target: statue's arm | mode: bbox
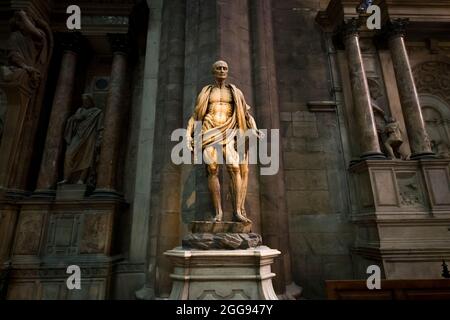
[20,11,45,41]
[245,104,265,139]
[186,116,195,151]
[8,51,28,69]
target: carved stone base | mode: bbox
[164,246,280,300]
[4,198,127,299]
[182,233,262,250]
[56,184,87,200]
[350,159,450,279]
[190,221,252,233]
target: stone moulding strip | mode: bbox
[164,248,281,259]
[307,100,337,112]
[169,274,276,281]
[352,247,450,260]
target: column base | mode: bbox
[90,188,123,199]
[164,246,280,300]
[31,189,56,199]
[350,152,386,166]
[410,152,437,160]
[360,151,386,160]
[4,188,30,200]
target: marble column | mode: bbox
[387,19,434,159]
[250,0,298,297]
[92,34,129,198]
[343,18,384,160]
[34,33,82,196]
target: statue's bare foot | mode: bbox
[213,212,223,222]
[57,179,67,185]
[234,212,252,224]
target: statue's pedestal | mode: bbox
[164,246,280,300]
[56,184,87,200]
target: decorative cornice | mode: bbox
[307,101,338,112]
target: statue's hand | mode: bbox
[186,136,194,152]
[24,65,40,76]
[251,129,265,139]
[258,130,265,139]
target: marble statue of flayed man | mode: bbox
[185,60,263,224]
[59,94,103,185]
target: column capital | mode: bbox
[59,31,84,54]
[386,18,409,40]
[341,18,362,38]
[107,33,130,55]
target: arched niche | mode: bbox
[413,59,450,158]
[419,94,450,158]
[413,59,450,105]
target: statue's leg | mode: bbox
[384,140,396,159]
[225,144,250,223]
[77,168,89,184]
[204,146,223,222]
[239,152,250,219]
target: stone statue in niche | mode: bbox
[383,117,408,159]
[59,94,103,186]
[0,10,49,89]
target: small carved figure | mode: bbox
[59,94,103,185]
[383,117,409,160]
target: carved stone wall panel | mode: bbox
[378,223,450,248]
[8,277,108,299]
[80,212,111,254]
[395,172,426,208]
[0,207,18,262]
[45,213,81,256]
[6,282,35,300]
[40,282,63,300]
[13,211,46,255]
[423,167,450,207]
[356,171,374,210]
[65,280,106,300]
[371,170,398,207]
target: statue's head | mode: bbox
[386,116,397,123]
[212,60,228,81]
[9,10,28,33]
[82,94,95,109]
